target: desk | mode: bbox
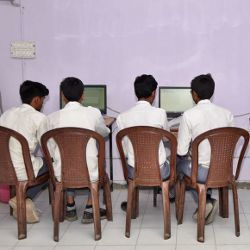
[104,116,116,191]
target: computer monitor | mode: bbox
[60,84,107,114]
[159,86,194,119]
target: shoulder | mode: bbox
[117,106,135,118]
[46,109,60,119]
[213,103,232,114]
[29,109,46,125]
[151,106,166,115]
[86,106,102,116]
[1,107,18,116]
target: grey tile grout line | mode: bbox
[135,189,150,246]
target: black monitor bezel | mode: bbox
[60,84,107,114]
[158,86,192,119]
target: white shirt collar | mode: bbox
[136,100,151,106]
[63,101,82,109]
[21,103,36,111]
[197,99,211,105]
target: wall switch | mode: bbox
[10,41,36,58]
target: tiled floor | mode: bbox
[0,188,250,249]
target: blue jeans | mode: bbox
[26,159,48,199]
[177,157,212,203]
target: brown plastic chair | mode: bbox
[116,126,177,239]
[176,127,249,242]
[0,126,49,239]
[41,127,113,241]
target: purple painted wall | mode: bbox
[1,0,250,181]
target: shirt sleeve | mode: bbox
[177,113,192,156]
[228,112,234,126]
[95,114,110,137]
[162,112,169,131]
[116,115,123,131]
[37,116,49,145]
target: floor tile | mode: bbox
[0,214,33,231]
[213,213,248,227]
[54,246,95,250]
[13,247,54,250]
[97,228,139,245]
[214,226,250,244]
[137,228,177,245]
[57,225,98,246]
[0,229,19,246]
[96,246,135,250]
[176,223,215,245]
[136,245,175,250]
[240,201,250,213]
[217,245,250,250]
[176,245,216,250]
[15,228,57,247]
[105,212,143,229]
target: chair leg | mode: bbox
[103,177,113,221]
[132,187,139,219]
[9,185,15,216]
[219,187,229,218]
[153,187,158,207]
[90,183,101,241]
[48,180,54,205]
[175,179,180,221]
[197,184,206,243]
[231,183,240,237]
[53,184,62,242]
[162,181,171,239]
[177,179,186,224]
[16,182,28,240]
[126,180,134,238]
[59,190,65,222]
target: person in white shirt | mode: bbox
[0,80,49,223]
[177,74,234,224]
[116,74,171,211]
[44,77,110,223]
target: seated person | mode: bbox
[116,74,173,211]
[177,74,234,224]
[44,77,110,223]
[0,80,49,223]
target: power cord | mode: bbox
[234,112,250,118]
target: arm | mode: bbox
[229,112,234,126]
[177,113,192,156]
[95,115,110,137]
[162,112,170,131]
[37,116,48,145]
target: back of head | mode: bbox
[60,77,84,102]
[191,74,215,100]
[134,74,158,99]
[20,80,49,104]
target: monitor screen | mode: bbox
[60,85,107,114]
[159,87,194,119]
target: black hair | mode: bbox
[191,74,215,100]
[134,74,158,99]
[60,77,84,102]
[19,80,49,104]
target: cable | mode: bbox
[107,106,120,114]
[111,125,118,134]
[234,112,250,118]
[11,0,21,7]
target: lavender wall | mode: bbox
[1,0,250,181]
